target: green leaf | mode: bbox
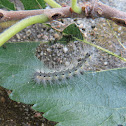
[0,0,15,10]
[59,23,83,44]
[19,0,46,10]
[46,23,83,44]
[0,42,126,126]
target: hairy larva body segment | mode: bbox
[33,53,90,85]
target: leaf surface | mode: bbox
[19,0,46,10]
[0,0,15,10]
[59,23,83,44]
[0,42,126,126]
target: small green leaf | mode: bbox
[0,42,126,126]
[46,23,83,44]
[59,23,83,44]
[20,0,46,10]
[0,0,15,10]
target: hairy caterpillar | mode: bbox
[33,53,90,85]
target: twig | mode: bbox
[0,7,72,22]
[0,1,126,27]
[90,0,126,27]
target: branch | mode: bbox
[0,7,72,22]
[90,0,126,27]
[0,0,126,27]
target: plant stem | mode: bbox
[0,14,48,47]
[44,0,61,8]
[75,38,126,62]
[71,0,82,14]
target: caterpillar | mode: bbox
[33,53,90,85]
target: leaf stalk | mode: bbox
[0,14,48,47]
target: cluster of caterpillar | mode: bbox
[35,41,86,70]
[33,53,90,85]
